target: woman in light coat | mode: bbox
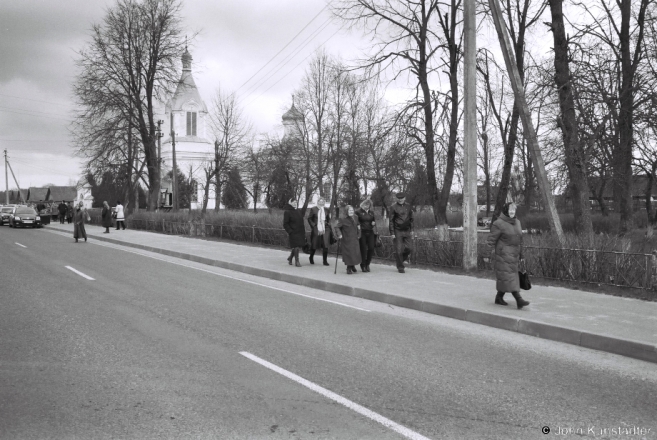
[486,202,529,309]
[114,200,125,230]
[307,197,333,266]
[334,205,362,274]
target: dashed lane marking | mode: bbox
[65,266,95,280]
[240,351,432,440]
[15,242,26,248]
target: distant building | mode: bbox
[27,187,49,204]
[75,181,94,209]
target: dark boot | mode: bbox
[360,264,365,272]
[322,249,330,266]
[494,291,508,306]
[287,250,294,265]
[365,265,371,272]
[347,266,353,274]
[309,249,315,265]
[294,248,302,267]
[512,292,529,309]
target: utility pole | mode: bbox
[156,119,163,209]
[171,128,178,211]
[6,156,24,203]
[463,0,478,271]
[488,0,564,244]
[4,149,8,205]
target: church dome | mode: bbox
[282,103,303,121]
[166,49,207,113]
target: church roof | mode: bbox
[282,103,303,121]
[166,49,208,113]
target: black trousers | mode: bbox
[359,230,375,267]
[394,230,412,269]
[116,220,125,230]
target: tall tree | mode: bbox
[332,0,457,236]
[222,166,247,209]
[547,0,593,237]
[73,0,187,211]
[208,88,252,212]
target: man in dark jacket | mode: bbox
[57,201,67,224]
[389,192,414,273]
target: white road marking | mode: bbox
[43,230,369,312]
[65,266,95,280]
[15,242,26,248]
[240,352,432,440]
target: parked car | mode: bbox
[0,205,17,226]
[9,207,42,228]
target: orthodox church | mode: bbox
[159,47,214,209]
[157,47,307,210]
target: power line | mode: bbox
[236,5,329,93]
[243,25,343,109]
[0,108,71,122]
[0,93,69,106]
[239,16,335,104]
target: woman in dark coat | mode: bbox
[307,197,333,266]
[66,202,74,224]
[101,201,112,233]
[73,202,89,243]
[486,202,529,309]
[283,198,306,267]
[355,198,377,273]
[334,205,362,274]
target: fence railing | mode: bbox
[115,218,656,291]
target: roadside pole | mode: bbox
[488,0,565,244]
[172,129,178,211]
[4,149,8,205]
[463,0,478,271]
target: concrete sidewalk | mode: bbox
[46,222,657,363]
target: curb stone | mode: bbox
[47,226,657,364]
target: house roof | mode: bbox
[9,189,27,203]
[27,187,48,202]
[588,175,657,198]
[48,186,77,202]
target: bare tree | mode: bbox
[332,0,460,236]
[570,0,655,233]
[208,87,252,212]
[73,0,187,210]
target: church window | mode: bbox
[186,112,197,136]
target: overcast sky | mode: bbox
[0,0,553,191]
[0,0,368,189]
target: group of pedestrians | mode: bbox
[283,192,414,275]
[68,200,126,243]
[56,201,75,224]
[283,193,530,310]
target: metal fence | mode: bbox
[112,217,656,291]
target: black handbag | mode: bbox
[519,260,531,290]
[374,234,382,248]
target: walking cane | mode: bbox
[334,239,341,274]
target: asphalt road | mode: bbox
[1,225,656,440]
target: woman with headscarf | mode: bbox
[486,202,529,309]
[101,201,112,233]
[307,197,333,266]
[283,197,306,267]
[333,205,362,274]
[73,202,90,243]
[355,198,377,272]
